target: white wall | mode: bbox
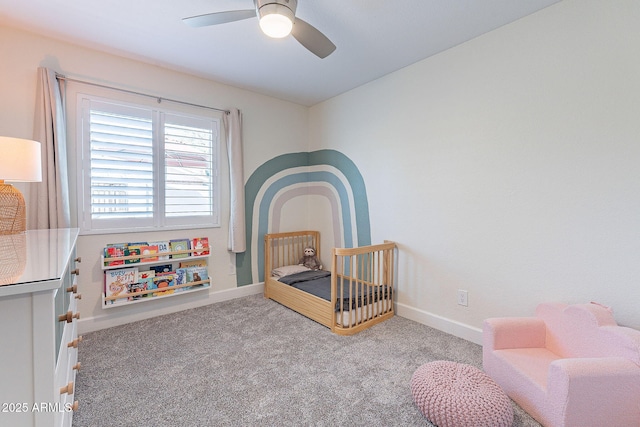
[309,0,640,343]
[0,25,309,333]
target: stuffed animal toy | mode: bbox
[299,246,323,270]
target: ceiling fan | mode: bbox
[183,0,336,58]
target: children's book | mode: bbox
[128,282,148,300]
[149,241,170,260]
[105,267,138,304]
[140,245,159,263]
[179,259,208,268]
[124,245,141,264]
[186,266,208,284]
[152,273,176,296]
[104,244,126,266]
[191,237,210,256]
[175,268,187,285]
[138,270,155,280]
[174,268,187,293]
[137,270,155,296]
[150,264,173,274]
[169,239,190,259]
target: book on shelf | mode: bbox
[186,266,208,284]
[149,241,170,260]
[124,245,141,264]
[179,259,208,268]
[191,237,210,256]
[175,268,187,285]
[104,267,138,304]
[150,264,173,274]
[169,238,190,259]
[128,282,148,300]
[104,244,126,266]
[137,270,155,295]
[174,268,188,293]
[152,273,176,296]
[124,242,148,264]
[140,244,159,262]
[138,270,155,280]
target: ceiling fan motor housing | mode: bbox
[255,0,297,20]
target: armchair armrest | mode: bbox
[547,357,640,426]
[483,317,546,350]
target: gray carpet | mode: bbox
[73,294,541,426]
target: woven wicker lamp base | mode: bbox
[0,233,27,285]
[0,181,27,235]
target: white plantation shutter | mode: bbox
[163,114,215,219]
[89,107,154,220]
[78,96,219,234]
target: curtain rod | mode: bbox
[55,73,230,114]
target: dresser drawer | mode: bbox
[55,292,80,427]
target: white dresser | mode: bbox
[0,228,81,427]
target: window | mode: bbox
[78,96,220,234]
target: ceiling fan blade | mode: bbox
[183,9,256,28]
[291,18,336,59]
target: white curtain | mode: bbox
[223,108,246,253]
[26,67,70,230]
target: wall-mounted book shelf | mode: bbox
[101,237,211,309]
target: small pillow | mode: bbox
[271,264,311,278]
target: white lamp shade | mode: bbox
[258,3,294,38]
[0,137,42,182]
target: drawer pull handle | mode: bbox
[71,268,80,276]
[74,257,82,263]
[60,382,74,395]
[66,285,78,293]
[73,362,81,371]
[67,336,83,348]
[75,293,82,300]
[58,311,80,323]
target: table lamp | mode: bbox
[0,137,42,235]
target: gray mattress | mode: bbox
[278,269,392,311]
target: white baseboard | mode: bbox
[78,283,264,335]
[79,285,484,345]
[396,302,483,345]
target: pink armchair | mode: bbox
[483,302,640,427]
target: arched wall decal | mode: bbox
[270,186,342,243]
[260,185,343,282]
[256,171,352,282]
[236,149,370,285]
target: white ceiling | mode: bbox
[0,0,561,106]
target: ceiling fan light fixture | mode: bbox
[258,3,294,38]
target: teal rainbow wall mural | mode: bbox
[236,149,371,285]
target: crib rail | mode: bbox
[264,231,320,276]
[332,241,396,334]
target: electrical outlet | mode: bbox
[457,290,468,307]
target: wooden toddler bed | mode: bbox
[264,231,396,335]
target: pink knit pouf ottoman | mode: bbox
[411,361,513,427]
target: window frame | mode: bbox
[77,94,221,235]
